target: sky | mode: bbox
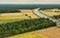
[0,0,60,4]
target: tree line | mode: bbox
[0,18,56,38]
[0,9,20,13]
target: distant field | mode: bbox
[40,10,60,16]
[21,10,39,18]
[0,10,39,24]
[8,31,47,38]
[0,13,29,24]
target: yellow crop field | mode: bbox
[0,13,29,24]
[40,10,60,16]
[0,13,29,20]
[37,27,60,38]
[21,10,39,18]
[0,10,39,24]
[8,31,47,38]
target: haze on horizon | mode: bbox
[0,0,60,4]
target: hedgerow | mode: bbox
[0,18,56,38]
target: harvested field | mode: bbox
[36,27,60,38]
[21,10,39,18]
[0,13,29,20]
[40,10,60,16]
[0,13,29,24]
[8,31,47,38]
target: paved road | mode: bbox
[33,8,60,25]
